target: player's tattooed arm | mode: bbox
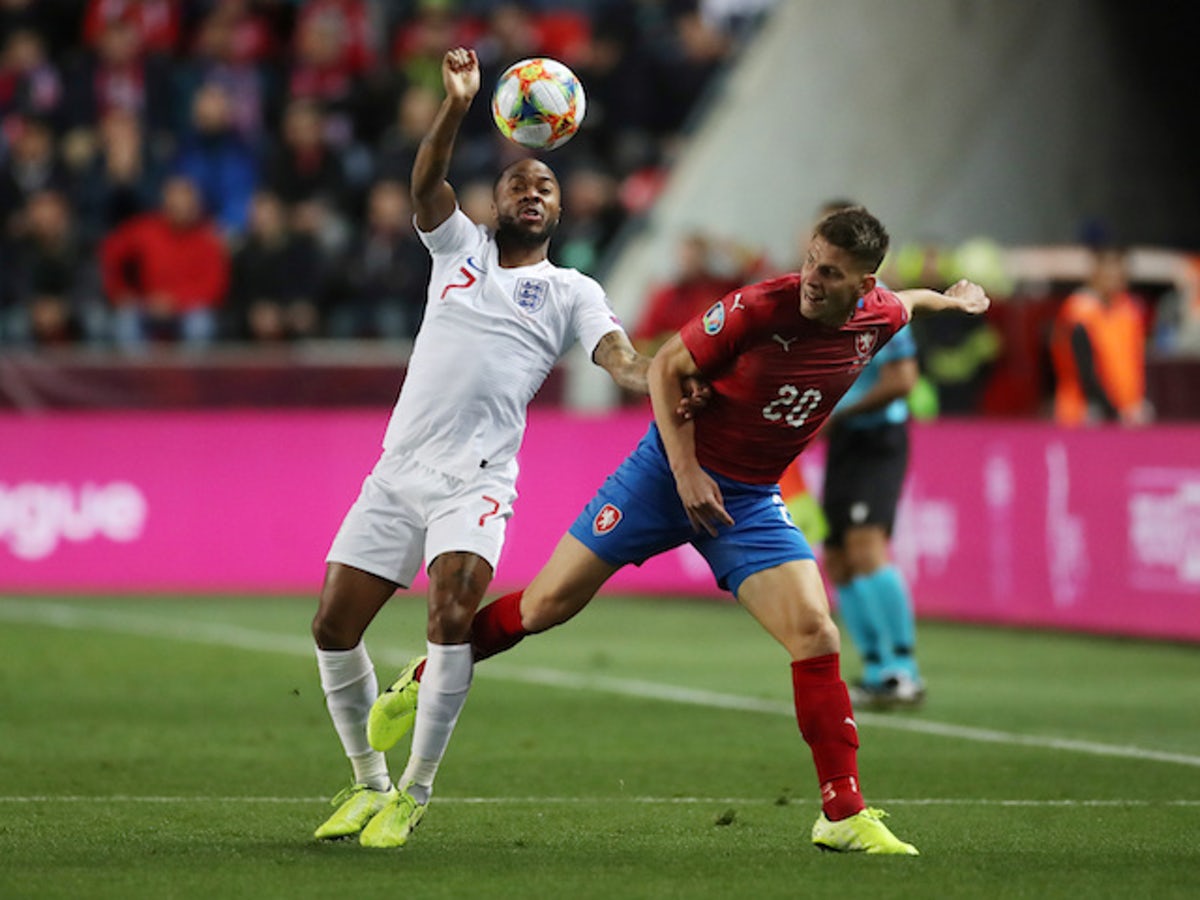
[593,330,712,415]
[897,279,990,318]
[593,329,650,394]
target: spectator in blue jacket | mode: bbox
[171,81,259,236]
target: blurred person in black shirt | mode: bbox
[327,178,427,340]
[1,188,102,345]
[264,98,350,220]
[0,114,69,239]
[63,107,164,245]
[227,188,326,342]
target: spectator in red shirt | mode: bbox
[83,0,180,56]
[101,173,228,348]
[293,0,375,78]
[289,0,378,153]
[632,231,757,355]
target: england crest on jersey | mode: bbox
[514,278,549,313]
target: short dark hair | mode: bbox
[813,206,889,273]
[817,198,858,217]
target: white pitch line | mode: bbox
[0,795,1197,807]
[2,598,1199,769]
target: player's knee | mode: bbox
[809,611,840,643]
[311,608,363,650]
[427,601,476,643]
[786,611,840,658]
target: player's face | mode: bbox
[494,159,561,247]
[799,236,876,325]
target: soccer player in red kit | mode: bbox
[370,206,990,854]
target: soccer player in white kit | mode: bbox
[310,48,670,847]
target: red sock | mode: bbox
[410,591,528,684]
[470,590,528,662]
[791,653,865,821]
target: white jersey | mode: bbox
[382,208,623,480]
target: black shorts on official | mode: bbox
[821,421,909,548]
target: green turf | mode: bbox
[0,595,1197,899]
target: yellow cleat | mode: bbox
[359,788,427,849]
[314,783,396,840]
[811,807,919,855]
[367,656,424,752]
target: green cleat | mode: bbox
[359,788,427,849]
[811,807,919,855]
[367,655,424,752]
[314,783,396,840]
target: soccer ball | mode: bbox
[492,58,586,151]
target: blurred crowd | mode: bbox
[5,0,1195,423]
[0,0,765,348]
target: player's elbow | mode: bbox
[649,337,693,383]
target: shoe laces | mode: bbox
[329,783,369,807]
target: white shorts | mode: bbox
[326,449,517,588]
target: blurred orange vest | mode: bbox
[1050,290,1145,425]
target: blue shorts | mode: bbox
[567,425,814,596]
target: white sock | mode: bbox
[400,641,473,803]
[316,643,391,793]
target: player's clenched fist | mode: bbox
[442,47,480,102]
[945,279,990,315]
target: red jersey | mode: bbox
[680,274,909,484]
[100,213,229,312]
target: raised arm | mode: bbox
[896,278,990,318]
[411,48,480,232]
[648,334,733,536]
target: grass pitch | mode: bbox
[0,594,1197,899]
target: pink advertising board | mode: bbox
[1,411,1197,641]
[0,409,707,597]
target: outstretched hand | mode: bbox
[443,47,480,103]
[946,279,991,315]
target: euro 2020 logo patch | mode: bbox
[702,300,725,335]
[514,277,549,313]
[592,503,622,536]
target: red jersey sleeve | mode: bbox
[676,277,911,485]
[680,280,780,378]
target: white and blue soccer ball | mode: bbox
[492,57,587,151]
